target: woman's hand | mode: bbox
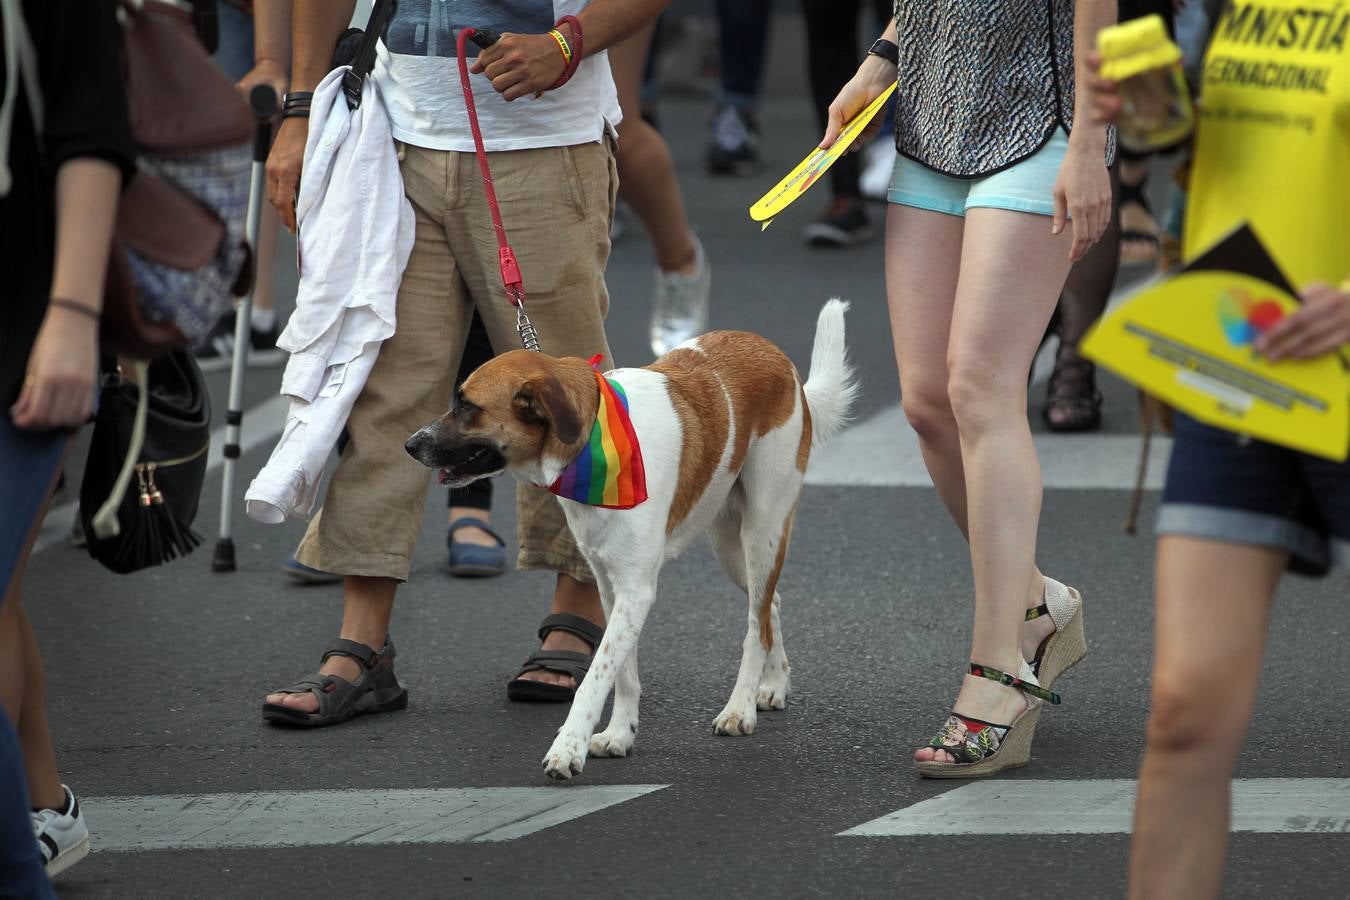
[1256,282,1350,362]
[10,304,100,431]
[266,116,308,233]
[819,55,895,152]
[472,31,569,101]
[237,57,289,106]
[1052,142,1112,262]
[1084,50,1123,126]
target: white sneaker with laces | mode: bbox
[32,784,90,879]
[859,138,898,202]
[649,236,712,357]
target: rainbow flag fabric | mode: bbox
[548,371,648,509]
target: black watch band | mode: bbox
[867,38,899,66]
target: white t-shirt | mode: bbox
[371,0,620,153]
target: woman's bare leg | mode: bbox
[0,450,69,811]
[1129,537,1284,900]
[915,208,1073,759]
[887,203,968,529]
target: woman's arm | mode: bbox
[818,17,899,151]
[1069,0,1114,153]
[1051,0,1116,262]
[239,0,293,101]
[11,159,121,430]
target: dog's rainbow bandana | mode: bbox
[549,370,648,509]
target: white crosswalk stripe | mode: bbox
[807,405,1172,491]
[838,779,1350,837]
[84,785,667,852]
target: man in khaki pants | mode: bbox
[262,0,669,725]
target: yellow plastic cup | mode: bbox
[1097,14,1194,153]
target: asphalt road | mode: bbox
[24,12,1350,900]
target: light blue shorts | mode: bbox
[887,131,1069,218]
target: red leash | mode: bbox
[454,21,583,352]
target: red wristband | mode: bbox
[548,15,583,90]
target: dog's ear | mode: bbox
[514,376,584,445]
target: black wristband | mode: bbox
[282,91,313,106]
[867,38,899,66]
[281,107,310,119]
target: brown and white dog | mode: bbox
[406,300,857,779]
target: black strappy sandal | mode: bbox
[262,637,408,728]
[1118,175,1161,265]
[916,662,1060,780]
[507,613,604,703]
[1043,346,1103,433]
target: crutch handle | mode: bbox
[249,85,278,163]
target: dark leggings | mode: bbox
[1058,162,1122,351]
[716,0,772,109]
[802,0,893,198]
[447,311,493,512]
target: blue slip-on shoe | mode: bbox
[281,555,342,584]
[447,516,506,578]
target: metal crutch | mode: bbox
[213,84,278,573]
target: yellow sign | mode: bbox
[749,82,897,229]
[1082,256,1349,461]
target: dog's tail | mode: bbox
[802,298,859,447]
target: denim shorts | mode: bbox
[887,130,1069,218]
[0,414,68,594]
[1158,413,1350,576]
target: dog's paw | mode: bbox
[711,707,757,736]
[542,735,588,781]
[756,667,791,711]
[756,684,789,711]
[588,724,637,758]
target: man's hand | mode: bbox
[1256,282,1350,362]
[266,116,308,233]
[471,32,569,101]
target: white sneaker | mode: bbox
[649,236,712,357]
[32,785,90,879]
[859,139,897,202]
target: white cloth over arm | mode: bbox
[245,68,414,524]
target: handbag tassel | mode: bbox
[111,462,203,570]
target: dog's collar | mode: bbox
[547,368,648,509]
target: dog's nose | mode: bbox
[405,430,427,461]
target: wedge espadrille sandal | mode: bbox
[916,661,1061,780]
[1026,576,1086,688]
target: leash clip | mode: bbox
[516,305,541,353]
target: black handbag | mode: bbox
[80,350,211,574]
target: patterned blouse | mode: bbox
[893,0,1112,178]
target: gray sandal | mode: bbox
[262,637,408,727]
[507,613,604,703]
